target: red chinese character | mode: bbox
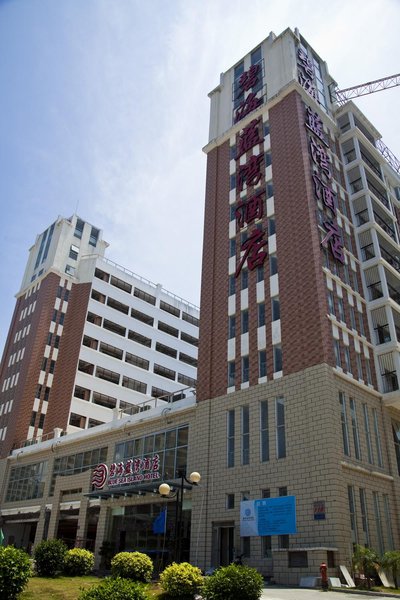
[234,92,262,123]
[235,191,264,229]
[238,64,260,93]
[116,462,125,476]
[143,457,152,471]
[235,229,268,277]
[124,459,133,475]
[312,174,336,213]
[297,48,314,78]
[236,119,263,160]
[310,137,332,180]
[133,458,143,473]
[152,454,160,471]
[237,154,263,191]
[321,220,345,264]
[305,107,327,145]
[298,71,318,101]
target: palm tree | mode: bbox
[381,551,400,589]
[352,544,379,589]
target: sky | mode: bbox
[0,0,399,354]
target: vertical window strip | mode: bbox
[383,494,394,550]
[241,406,250,465]
[350,398,362,460]
[392,421,400,476]
[227,410,235,468]
[348,485,358,544]
[372,408,383,468]
[260,400,269,462]
[359,488,370,547]
[275,396,286,459]
[339,392,350,456]
[363,404,374,464]
[372,491,384,556]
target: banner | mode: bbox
[152,509,167,534]
[240,496,296,537]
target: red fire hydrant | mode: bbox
[320,562,328,591]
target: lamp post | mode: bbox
[158,470,201,563]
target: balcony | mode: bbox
[374,211,397,241]
[361,243,375,262]
[374,324,391,345]
[381,370,399,393]
[367,178,390,211]
[360,146,382,181]
[367,281,384,301]
[380,246,400,274]
[388,282,400,305]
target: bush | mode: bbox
[111,551,153,583]
[202,564,263,600]
[78,576,148,600]
[0,546,31,600]
[159,562,203,599]
[381,550,400,588]
[34,538,68,577]
[64,548,95,576]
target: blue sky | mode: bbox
[1,0,399,354]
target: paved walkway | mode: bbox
[260,587,399,600]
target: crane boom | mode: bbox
[334,73,400,104]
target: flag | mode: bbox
[152,509,166,534]
[0,529,4,546]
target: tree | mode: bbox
[352,544,379,589]
[381,550,400,589]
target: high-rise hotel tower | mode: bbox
[192,27,400,582]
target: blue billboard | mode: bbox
[240,496,297,537]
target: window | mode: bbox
[96,366,120,385]
[78,360,94,375]
[179,352,197,368]
[125,352,149,370]
[228,316,236,339]
[177,373,196,387]
[228,361,235,388]
[276,396,286,459]
[181,332,198,346]
[94,268,109,282]
[49,360,56,374]
[82,335,98,350]
[356,353,363,380]
[91,289,106,303]
[241,269,248,290]
[156,342,177,358]
[372,408,383,467]
[158,321,179,338]
[122,376,146,394]
[182,312,199,327]
[229,238,236,258]
[87,312,102,326]
[59,312,65,326]
[272,297,280,321]
[260,400,269,462]
[109,275,131,294]
[74,218,84,239]
[289,551,308,568]
[89,226,99,247]
[69,245,79,260]
[93,392,117,409]
[264,150,272,167]
[365,358,372,385]
[242,356,249,384]
[339,392,350,456]
[74,386,90,401]
[241,536,251,558]
[131,308,154,326]
[264,121,270,137]
[269,254,278,275]
[229,275,235,296]
[107,297,129,315]
[241,310,249,334]
[363,404,374,464]
[327,292,335,315]
[151,386,170,399]
[227,410,235,467]
[160,300,180,317]
[241,405,250,464]
[266,181,274,199]
[383,494,394,550]
[348,485,358,543]
[65,264,75,276]
[38,414,45,429]
[350,398,361,459]
[258,303,265,327]
[359,488,370,546]
[392,421,400,475]
[273,345,282,372]
[230,173,236,191]
[259,350,267,378]
[256,265,264,282]
[69,413,86,428]
[226,493,235,509]
[134,288,156,305]
[30,411,37,427]
[154,363,176,381]
[333,340,341,368]
[344,346,351,373]
[373,491,384,555]
[338,298,345,322]
[99,342,123,360]
[103,319,126,337]
[128,330,151,347]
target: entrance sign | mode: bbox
[240,496,296,536]
[91,454,161,489]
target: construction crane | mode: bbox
[331,73,400,174]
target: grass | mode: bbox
[20,576,163,599]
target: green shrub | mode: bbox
[33,538,68,577]
[159,562,203,599]
[0,546,31,600]
[111,551,153,583]
[64,547,95,576]
[78,576,148,600]
[202,563,263,600]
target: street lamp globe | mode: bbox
[189,471,201,484]
[159,482,171,497]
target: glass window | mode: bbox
[228,361,235,388]
[241,405,250,465]
[373,491,384,555]
[359,488,370,547]
[259,350,267,378]
[229,238,236,257]
[226,493,235,509]
[373,408,383,467]
[228,316,236,339]
[363,404,374,464]
[339,392,350,456]
[241,269,248,290]
[227,410,235,467]
[260,400,269,462]
[348,485,358,544]
[257,265,264,282]
[272,298,280,321]
[269,254,278,275]
[276,397,286,459]
[273,345,282,372]
[229,275,235,296]
[242,356,249,384]
[241,310,249,334]
[350,398,361,460]
[258,303,265,327]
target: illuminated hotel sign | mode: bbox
[234,117,268,277]
[234,64,262,124]
[297,47,317,101]
[305,105,345,264]
[91,454,161,489]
